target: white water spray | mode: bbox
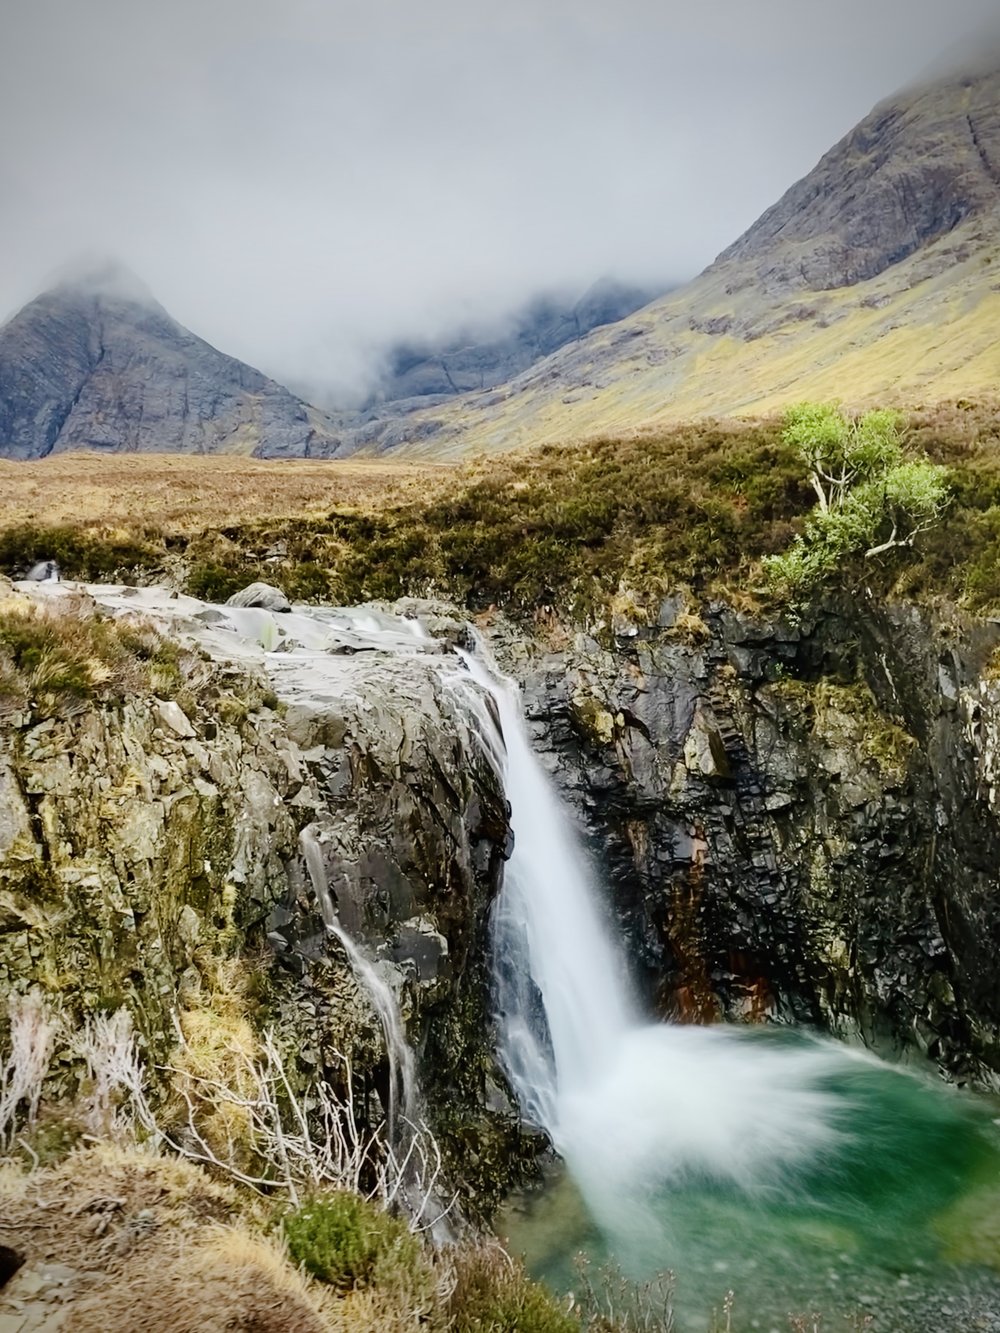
[460,650,855,1250]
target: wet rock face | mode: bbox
[0,594,511,1155]
[507,601,1000,1082]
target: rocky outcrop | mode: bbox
[0,265,346,460]
[499,596,1000,1085]
[717,66,1000,293]
[0,586,515,1204]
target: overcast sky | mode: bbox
[2,0,998,399]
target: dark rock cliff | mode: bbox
[504,597,1000,1085]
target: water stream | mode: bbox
[462,652,1000,1332]
[299,823,416,1139]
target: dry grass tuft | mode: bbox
[0,593,192,717]
[0,1144,326,1332]
[166,960,266,1175]
[67,1223,333,1333]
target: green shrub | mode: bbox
[0,524,158,580]
[186,561,254,604]
[764,403,949,595]
[281,1191,422,1292]
[447,1244,580,1333]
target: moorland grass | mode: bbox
[1,403,999,620]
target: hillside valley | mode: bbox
[365,63,1000,457]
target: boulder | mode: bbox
[226,582,292,613]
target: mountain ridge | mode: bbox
[363,63,1000,457]
[2,60,998,463]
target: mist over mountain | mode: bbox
[0,264,344,460]
[0,265,666,460]
[369,59,1000,457]
[357,278,666,407]
[3,0,998,401]
[3,31,1000,461]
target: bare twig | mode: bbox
[0,992,61,1149]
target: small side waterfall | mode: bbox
[299,824,416,1139]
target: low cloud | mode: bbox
[2,0,997,399]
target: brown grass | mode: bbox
[0,452,452,534]
[0,1145,333,1332]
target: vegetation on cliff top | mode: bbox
[0,590,187,717]
[0,401,997,622]
[764,403,949,594]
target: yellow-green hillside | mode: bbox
[375,65,1000,458]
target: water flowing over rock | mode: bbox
[495,597,1000,1085]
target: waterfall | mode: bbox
[459,650,859,1252]
[299,824,416,1139]
[459,653,634,1135]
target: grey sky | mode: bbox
[2,0,998,399]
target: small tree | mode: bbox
[765,403,948,593]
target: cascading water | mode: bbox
[460,649,1000,1330]
[462,654,845,1181]
[459,653,634,1135]
[299,823,416,1139]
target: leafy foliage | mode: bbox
[764,404,948,594]
[6,402,1000,616]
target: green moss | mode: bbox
[768,675,915,781]
[281,1191,423,1291]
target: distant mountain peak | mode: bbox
[0,269,346,461]
[43,255,160,308]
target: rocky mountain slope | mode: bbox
[0,265,347,460]
[353,277,662,413]
[372,63,1000,457]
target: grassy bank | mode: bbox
[1,402,998,621]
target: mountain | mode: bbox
[367,63,1000,457]
[0,264,346,460]
[366,278,664,404]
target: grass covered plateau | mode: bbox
[0,401,997,622]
